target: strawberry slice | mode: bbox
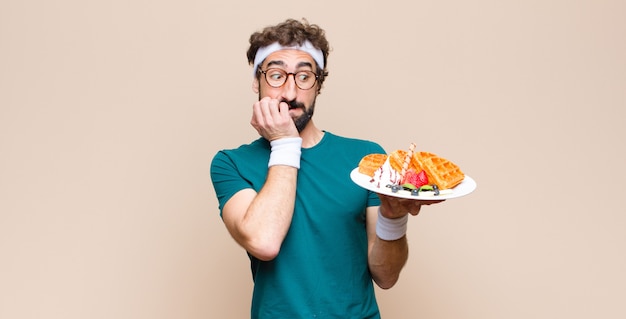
[401,169,429,188]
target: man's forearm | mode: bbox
[236,165,298,260]
[369,236,409,289]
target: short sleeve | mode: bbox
[210,150,253,214]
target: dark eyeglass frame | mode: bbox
[259,68,319,90]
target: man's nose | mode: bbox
[280,74,298,101]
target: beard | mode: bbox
[284,99,315,132]
[257,93,316,133]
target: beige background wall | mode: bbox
[1,0,624,318]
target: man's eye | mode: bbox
[268,72,285,80]
[297,73,311,81]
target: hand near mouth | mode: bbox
[282,99,305,111]
[251,97,300,141]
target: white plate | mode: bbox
[350,168,477,200]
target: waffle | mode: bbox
[388,149,419,175]
[358,153,387,177]
[413,151,465,189]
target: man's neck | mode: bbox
[299,121,324,148]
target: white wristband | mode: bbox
[376,208,408,241]
[268,137,303,169]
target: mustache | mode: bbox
[281,99,305,110]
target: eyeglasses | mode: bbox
[259,68,319,90]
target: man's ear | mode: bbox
[252,78,259,94]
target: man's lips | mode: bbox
[282,100,304,111]
[288,107,303,116]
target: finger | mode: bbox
[419,200,445,205]
[251,101,263,126]
[258,98,275,121]
[266,99,290,127]
[273,100,293,125]
[413,203,422,215]
[410,207,421,216]
[278,100,290,115]
[256,98,282,129]
[255,99,274,126]
[252,98,277,131]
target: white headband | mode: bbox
[252,40,324,76]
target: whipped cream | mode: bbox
[370,158,401,188]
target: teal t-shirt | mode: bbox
[210,132,385,319]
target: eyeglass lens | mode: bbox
[263,69,317,90]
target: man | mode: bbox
[210,18,440,318]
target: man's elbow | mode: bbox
[250,247,280,261]
[243,238,282,261]
[374,275,400,290]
